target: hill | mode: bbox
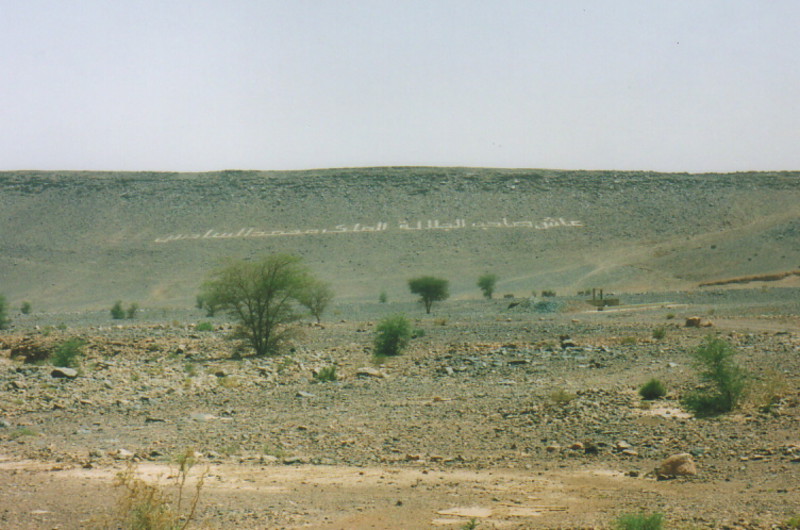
[1,168,798,311]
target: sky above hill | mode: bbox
[1,1,798,173]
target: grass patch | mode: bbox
[548,388,576,407]
[109,448,205,529]
[8,427,38,440]
[195,321,214,332]
[651,326,666,340]
[614,512,665,530]
[313,365,337,382]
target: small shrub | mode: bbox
[110,448,205,530]
[52,338,85,368]
[378,291,388,303]
[196,321,214,332]
[541,289,556,297]
[20,301,32,315]
[549,388,576,407]
[126,303,139,319]
[652,327,666,340]
[111,301,125,320]
[0,294,9,329]
[314,365,338,382]
[682,336,747,417]
[614,512,665,530]
[532,300,561,313]
[411,327,426,338]
[785,516,800,529]
[374,315,412,357]
[665,313,675,320]
[433,317,447,326]
[639,378,667,400]
[620,336,638,346]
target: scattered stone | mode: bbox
[296,390,316,398]
[50,367,78,379]
[282,456,307,465]
[356,367,387,378]
[112,448,135,460]
[657,453,698,478]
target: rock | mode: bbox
[112,448,135,460]
[296,390,316,398]
[685,317,713,328]
[569,442,584,451]
[50,367,78,379]
[282,456,307,465]
[657,453,698,478]
[356,367,387,378]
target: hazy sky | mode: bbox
[1,1,798,173]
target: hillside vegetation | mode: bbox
[1,167,798,310]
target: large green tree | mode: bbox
[408,276,449,314]
[200,254,314,356]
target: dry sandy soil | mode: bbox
[1,288,799,529]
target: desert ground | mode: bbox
[1,286,799,529]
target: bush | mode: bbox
[314,365,337,382]
[196,321,214,332]
[52,338,85,368]
[374,315,411,357]
[477,273,498,299]
[0,294,9,329]
[541,289,556,297]
[126,303,139,319]
[20,301,32,315]
[614,512,665,530]
[109,449,205,530]
[200,254,317,357]
[639,378,667,400]
[111,301,125,320]
[408,276,449,314]
[652,326,666,340]
[378,291,388,303]
[297,280,334,323]
[682,336,747,417]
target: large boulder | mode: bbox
[657,453,698,478]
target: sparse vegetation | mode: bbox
[52,337,85,368]
[408,276,449,314]
[541,289,556,297]
[111,301,126,320]
[477,273,498,299]
[126,303,139,319]
[549,388,576,407]
[314,365,338,382]
[298,280,334,323]
[373,315,411,357]
[110,448,205,530]
[20,301,32,315]
[195,321,214,332]
[614,512,665,530]
[0,294,9,329]
[378,291,388,303]
[682,336,747,417]
[200,254,317,357]
[665,313,676,320]
[639,378,667,400]
[652,326,666,340]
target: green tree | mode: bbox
[298,280,334,323]
[110,301,125,320]
[200,254,314,357]
[408,276,449,314]
[682,336,747,417]
[477,273,498,299]
[0,294,9,329]
[374,315,412,357]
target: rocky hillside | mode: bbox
[1,168,798,310]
